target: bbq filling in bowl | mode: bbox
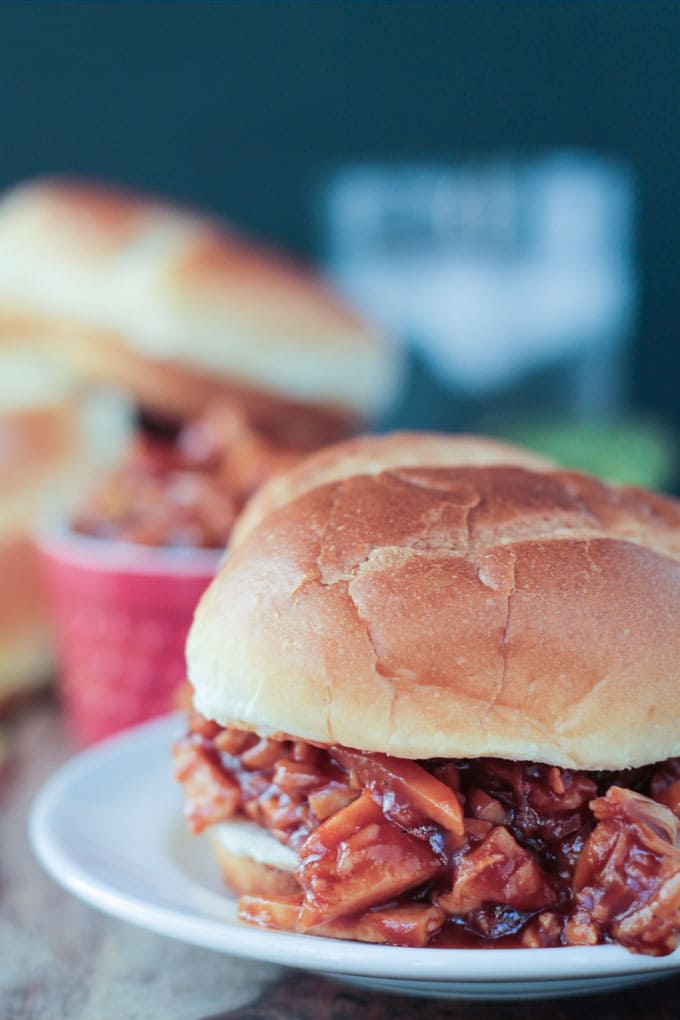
[174,434,680,955]
[73,398,352,547]
[175,702,680,954]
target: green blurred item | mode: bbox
[504,419,677,491]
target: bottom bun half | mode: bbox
[207,819,299,898]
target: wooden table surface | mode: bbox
[3,696,680,1020]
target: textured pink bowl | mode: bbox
[36,527,222,745]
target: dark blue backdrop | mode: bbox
[1,1,678,424]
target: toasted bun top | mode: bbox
[0,179,399,417]
[230,431,555,549]
[188,433,680,770]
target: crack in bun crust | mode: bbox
[187,435,680,770]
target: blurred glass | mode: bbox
[322,153,636,433]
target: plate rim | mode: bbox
[28,713,680,985]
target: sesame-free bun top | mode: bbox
[230,431,555,549]
[187,432,680,770]
[0,178,399,419]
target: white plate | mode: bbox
[29,715,680,1001]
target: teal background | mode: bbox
[0,1,678,427]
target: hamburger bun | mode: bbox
[230,430,555,548]
[0,178,399,420]
[187,432,680,770]
[0,345,114,704]
[208,821,299,898]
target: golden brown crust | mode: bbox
[230,431,555,549]
[0,179,399,417]
[0,533,53,704]
[188,436,680,770]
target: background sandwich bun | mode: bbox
[0,178,400,420]
[0,343,128,705]
[187,431,680,771]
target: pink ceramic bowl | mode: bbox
[36,527,222,745]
